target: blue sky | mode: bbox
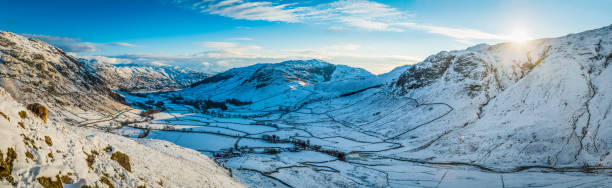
[1,0,611,74]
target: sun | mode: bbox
[506,27,532,43]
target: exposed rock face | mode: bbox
[27,103,48,123]
[0,31,126,118]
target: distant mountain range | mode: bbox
[81,56,209,92]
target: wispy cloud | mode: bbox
[23,34,140,52]
[177,0,305,22]
[197,41,262,59]
[108,42,140,47]
[174,0,502,40]
[395,23,503,40]
[23,34,99,52]
[317,0,409,32]
[176,0,409,31]
[321,44,360,51]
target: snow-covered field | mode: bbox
[0,88,241,187]
[114,86,612,187]
[105,25,612,187]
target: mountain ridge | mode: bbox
[81,56,209,92]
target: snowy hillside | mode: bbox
[177,59,377,110]
[82,56,209,92]
[0,87,241,187]
[385,24,612,169]
[0,31,126,120]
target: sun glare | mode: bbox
[506,27,532,43]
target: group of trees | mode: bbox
[213,149,241,158]
[225,98,252,106]
[202,110,267,119]
[261,134,285,143]
[211,133,347,161]
[170,94,252,109]
[145,100,165,109]
[172,99,228,111]
[131,99,165,112]
[259,134,346,161]
[263,148,281,154]
[290,137,346,161]
[249,122,278,127]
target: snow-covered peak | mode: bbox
[176,59,375,110]
[278,59,329,66]
[80,56,209,92]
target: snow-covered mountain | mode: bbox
[0,31,126,119]
[177,59,376,110]
[82,56,209,92]
[381,24,612,168]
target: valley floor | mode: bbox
[94,91,612,188]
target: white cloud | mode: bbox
[175,0,409,31]
[318,0,409,32]
[197,41,262,59]
[322,44,360,51]
[395,23,503,40]
[80,55,133,64]
[150,61,170,66]
[106,53,280,73]
[175,0,503,40]
[23,34,140,52]
[202,41,261,51]
[183,0,304,22]
[24,34,100,52]
[108,42,140,47]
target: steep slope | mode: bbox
[0,31,126,121]
[377,25,612,169]
[82,56,209,92]
[177,59,376,110]
[0,88,242,187]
